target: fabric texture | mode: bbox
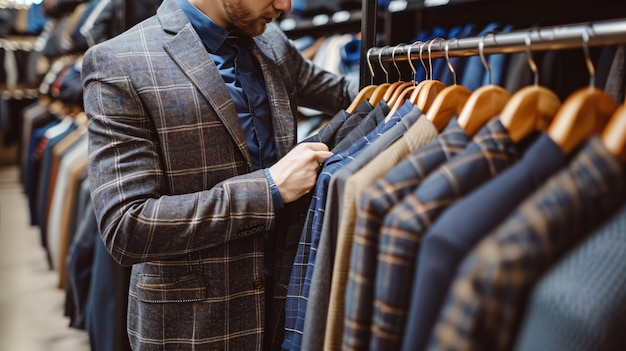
[427,136,626,351]
[282,101,412,351]
[401,133,566,351]
[326,118,469,350]
[304,99,373,151]
[514,205,626,351]
[300,106,434,351]
[365,118,522,351]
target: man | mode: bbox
[81,0,357,349]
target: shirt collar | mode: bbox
[175,0,233,53]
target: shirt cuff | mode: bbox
[264,168,284,211]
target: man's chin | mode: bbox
[235,22,267,37]
[248,25,268,37]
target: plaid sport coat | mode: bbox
[427,136,626,351]
[338,120,469,350]
[81,0,355,349]
[355,119,521,350]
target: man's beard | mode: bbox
[223,1,277,37]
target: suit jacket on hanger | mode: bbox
[428,136,626,351]
[329,118,470,350]
[402,132,566,351]
[283,101,412,351]
[332,100,390,153]
[303,99,373,150]
[514,204,626,351]
[300,106,435,351]
[365,118,522,351]
[81,0,355,348]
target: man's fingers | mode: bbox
[302,142,330,152]
[315,151,333,165]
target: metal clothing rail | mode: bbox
[366,17,626,67]
[360,0,379,89]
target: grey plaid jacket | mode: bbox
[81,0,355,349]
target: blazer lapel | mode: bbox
[157,0,251,167]
[251,35,295,159]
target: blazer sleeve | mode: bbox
[82,44,276,267]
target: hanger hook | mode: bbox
[428,38,445,81]
[391,43,405,82]
[419,41,428,81]
[582,25,595,89]
[378,46,390,83]
[445,38,459,85]
[366,47,376,85]
[479,32,494,85]
[525,31,539,86]
[407,41,421,85]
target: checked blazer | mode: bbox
[427,137,626,351]
[81,0,355,349]
[353,119,522,351]
[337,119,469,350]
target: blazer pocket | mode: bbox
[134,272,208,303]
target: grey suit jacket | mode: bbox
[81,0,355,349]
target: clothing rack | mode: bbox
[363,17,626,83]
[279,9,363,39]
[359,0,379,89]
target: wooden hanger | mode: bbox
[427,85,472,132]
[384,41,424,121]
[369,83,392,107]
[386,79,441,122]
[353,47,392,110]
[413,38,448,113]
[382,44,410,103]
[385,85,419,121]
[346,48,383,113]
[425,39,472,132]
[457,85,511,136]
[499,35,561,143]
[387,81,416,108]
[387,39,448,120]
[385,44,415,106]
[457,33,511,137]
[346,84,377,114]
[370,47,396,107]
[548,87,617,155]
[601,103,626,163]
[412,80,446,113]
[547,28,618,155]
[383,81,406,102]
[500,85,560,143]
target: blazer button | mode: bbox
[253,278,264,289]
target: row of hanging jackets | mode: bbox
[18,62,132,351]
[280,20,626,351]
[10,0,142,350]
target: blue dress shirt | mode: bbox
[176,0,282,209]
[176,0,283,286]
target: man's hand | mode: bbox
[269,142,333,203]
